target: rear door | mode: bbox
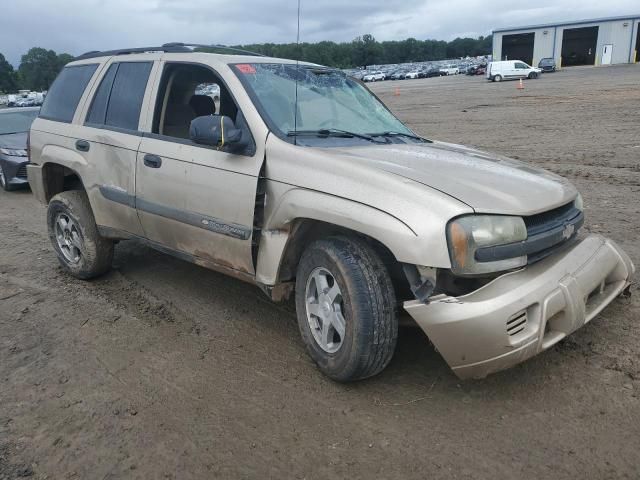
[78,55,161,237]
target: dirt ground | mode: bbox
[1,65,640,479]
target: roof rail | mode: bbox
[162,42,265,57]
[74,43,264,61]
[74,45,190,60]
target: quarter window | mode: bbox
[40,64,98,123]
[86,64,117,125]
[86,61,152,131]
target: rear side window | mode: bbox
[86,62,152,131]
[40,64,98,123]
[86,64,117,125]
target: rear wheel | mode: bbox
[493,74,503,82]
[295,236,398,382]
[47,190,114,279]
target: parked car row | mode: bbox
[353,57,490,83]
[13,97,40,107]
[4,91,46,108]
[362,66,456,81]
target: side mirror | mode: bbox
[189,115,243,148]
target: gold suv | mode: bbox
[28,44,634,381]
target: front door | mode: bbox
[135,60,264,276]
[601,44,613,65]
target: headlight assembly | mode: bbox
[0,148,28,157]
[447,215,527,275]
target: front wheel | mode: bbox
[528,72,538,79]
[295,236,398,382]
[47,190,114,279]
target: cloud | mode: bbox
[0,0,637,65]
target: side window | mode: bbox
[515,62,527,70]
[85,62,152,131]
[40,64,98,123]
[86,64,117,125]
[152,63,237,140]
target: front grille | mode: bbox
[523,201,582,264]
[524,201,576,235]
[16,164,28,178]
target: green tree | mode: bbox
[57,53,74,69]
[18,48,62,91]
[205,34,492,69]
[0,53,18,93]
[351,34,381,68]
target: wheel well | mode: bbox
[277,219,412,302]
[42,163,84,203]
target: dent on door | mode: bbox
[134,136,260,276]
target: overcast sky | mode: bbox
[1,0,638,65]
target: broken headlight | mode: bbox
[446,215,527,276]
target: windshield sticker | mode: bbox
[236,64,256,74]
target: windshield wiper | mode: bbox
[369,131,429,142]
[287,128,387,144]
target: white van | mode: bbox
[486,60,541,82]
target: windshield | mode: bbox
[0,109,39,135]
[233,63,414,139]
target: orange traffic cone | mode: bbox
[517,79,524,90]
[394,87,400,96]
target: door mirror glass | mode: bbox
[189,115,243,148]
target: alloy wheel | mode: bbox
[54,212,84,264]
[305,267,346,353]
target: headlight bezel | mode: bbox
[446,214,528,276]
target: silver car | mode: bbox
[27,45,634,381]
[0,107,40,191]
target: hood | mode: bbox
[327,141,577,215]
[0,132,27,151]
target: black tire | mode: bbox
[493,74,502,82]
[47,190,114,279]
[295,236,398,382]
[528,72,537,79]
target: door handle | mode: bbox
[143,154,162,169]
[75,139,90,152]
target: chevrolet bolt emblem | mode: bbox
[562,224,575,240]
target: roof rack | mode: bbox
[163,42,265,57]
[74,42,264,61]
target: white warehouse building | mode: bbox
[492,14,640,68]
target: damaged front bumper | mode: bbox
[404,234,635,380]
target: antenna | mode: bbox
[293,0,301,145]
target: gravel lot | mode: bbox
[1,65,639,479]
